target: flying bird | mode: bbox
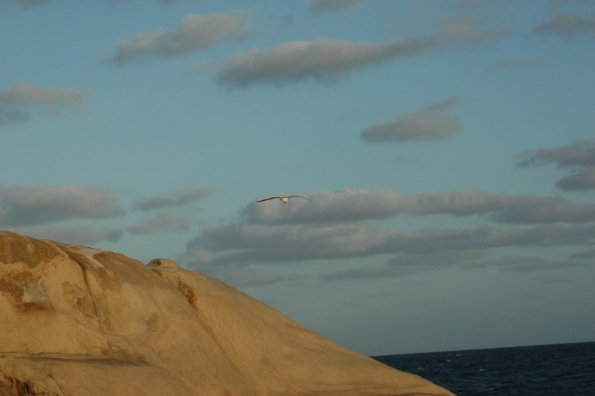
[257,195,309,204]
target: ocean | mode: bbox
[373,341,595,396]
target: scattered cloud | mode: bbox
[361,97,463,143]
[244,189,595,225]
[0,185,124,227]
[518,139,595,191]
[244,189,409,224]
[183,184,595,284]
[216,38,432,89]
[488,195,595,224]
[534,12,595,37]
[0,82,90,124]
[185,222,395,265]
[184,220,595,267]
[517,139,595,168]
[308,0,362,14]
[104,12,252,64]
[2,0,197,6]
[132,188,212,211]
[127,212,192,235]
[0,82,89,107]
[0,107,29,127]
[556,168,595,191]
[180,137,595,284]
[12,224,122,246]
[214,14,503,89]
[0,0,53,6]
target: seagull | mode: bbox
[256,195,309,204]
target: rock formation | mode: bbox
[0,231,452,395]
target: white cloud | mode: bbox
[105,12,252,64]
[0,185,124,226]
[244,189,412,224]
[517,139,595,168]
[534,12,595,37]
[0,82,90,125]
[185,222,395,265]
[132,188,212,211]
[0,0,52,6]
[518,139,595,191]
[0,82,89,107]
[361,97,463,143]
[214,14,503,89]
[216,38,431,89]
[184,220,595,267]
[2,0,197,6]
[556,169,595,191]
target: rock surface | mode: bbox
[0,231,452,396]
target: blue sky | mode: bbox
[1,0,594,355]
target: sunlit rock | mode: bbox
[0,231,452,395]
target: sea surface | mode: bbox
[373,341,595,396]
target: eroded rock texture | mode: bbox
[0,231,452,396]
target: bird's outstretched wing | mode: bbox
[256,196,282,202]
[256,195,309,203]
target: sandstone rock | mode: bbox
[0,231,452,395]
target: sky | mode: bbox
[1,0,594,356]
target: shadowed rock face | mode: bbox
[0,231,453,396]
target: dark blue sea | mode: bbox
[373,341,595,396]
